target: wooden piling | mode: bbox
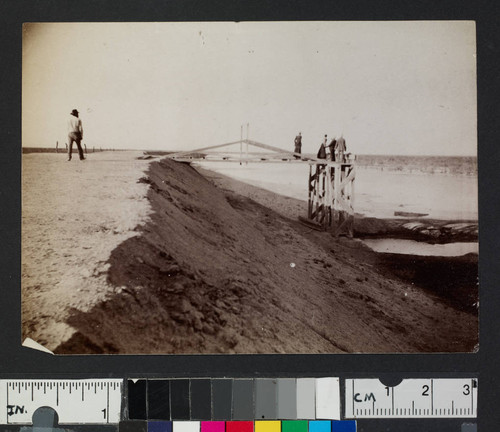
[301,161,356,237]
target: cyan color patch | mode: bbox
[309,421,331,432]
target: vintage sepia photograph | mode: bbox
[21,21,478,354]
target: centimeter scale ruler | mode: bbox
[345,378,477,419]
[0,378,477,425]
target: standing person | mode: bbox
[317,134,327,159]
[294,132,302,159]
[335,135,346,162]
[67,109,85,161]
[328,137,337,161]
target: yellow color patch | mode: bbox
[255,421,281,432]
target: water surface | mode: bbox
[362,239,478,257]
[195,161,478,220]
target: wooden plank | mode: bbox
[245,139,322,162]
[166,140,245,158]
[334,214,354,238]
[298,216,325,231]
[337,195,354,214]
[172,158,308,164]
[339,168,356,190]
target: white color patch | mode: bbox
[173,421,201,432]
[315,377,340,420]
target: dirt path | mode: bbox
[22,151,153,350]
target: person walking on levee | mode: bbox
[294,132,302,159]
[67,109,85,161]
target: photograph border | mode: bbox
[1,0,499,430]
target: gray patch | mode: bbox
[296,378,315,419]
[255,379,277,420]
[232,379,254,420]
[212,379,232,420]
[277,379,296,419]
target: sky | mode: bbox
[22,21,477,156]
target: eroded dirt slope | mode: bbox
[56,159,478,354]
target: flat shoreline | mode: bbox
[197,165,478,244]
[198,165,478,311]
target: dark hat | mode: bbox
[71,109,79,116]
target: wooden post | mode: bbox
[240,125,243,165]
[350,166,355,236]
[246,123,249,164]
[326,165,332,228]
[55,141,58,153]
[333,163,341,235]
[307,164,313,218]
[314,165,320,219]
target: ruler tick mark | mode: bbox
[106,382,110,424]
[431,379,434,415]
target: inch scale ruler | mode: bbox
[0,378,477,426]
[345,378,477,419]
[0,379,122,424]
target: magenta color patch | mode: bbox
[201,422,225,432]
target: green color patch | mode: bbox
[281,421,308,432]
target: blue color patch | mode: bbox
[149,421,173,432]
[331,421,356,432]
[309,421,331,432]
[461,424,477,432]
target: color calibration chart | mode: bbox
[0,378,478,432]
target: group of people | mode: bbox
[294,132,348,162]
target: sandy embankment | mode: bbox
[22,152,478,354]
[22,151,153,350]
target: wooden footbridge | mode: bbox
[166,137,356,237]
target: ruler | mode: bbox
[345,378,477,419]
[0,379,122,425]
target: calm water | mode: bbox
[195,161,478,220]
[362,239,478,257]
